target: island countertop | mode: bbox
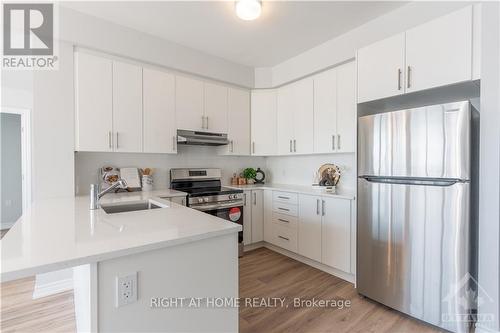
[0,190,241,282]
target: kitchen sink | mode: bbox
[100,200,164,214]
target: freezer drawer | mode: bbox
[357,178,472,333]
[358,101,470,180]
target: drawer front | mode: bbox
[273,191,298,204]
[272,201,298,217]
[270,223,298,253]
[272,212,298,229]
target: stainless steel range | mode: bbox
[170,168,244,256]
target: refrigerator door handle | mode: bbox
[359,176,466,187]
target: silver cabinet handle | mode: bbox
[277,196,290,200]
[206,116,208,129]
[407,66,411,89]
[397,68,402,90]
[278,235,289,241]
[108,131,112,149]
[293,139,296,152]
[243,193,247,206]
[321,200,325,216]
[278,207,289,212]
[289,139,292,153]
[332,135,335,151]
[316,199,320,215]
[173,135,176,151]
[253,192,256,205]
[278,218,289,223]
[337,134,341,150]
[252,142,255,154]
[116,132,119,149]
[231,140,234,153]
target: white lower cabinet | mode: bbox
[321,197,351,273]
[243,190,264,245]
[264,190,353,274]
[298,194,322,262]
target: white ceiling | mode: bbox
[62,1,405,68]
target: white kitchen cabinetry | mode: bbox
[112,61,143,153]
[298,194,322,262]
[405,6,472,93]
[313,62,356,153]
[204,82,228,133]
[357,33,406,103]
[175,75,204,131]
[143,68,176,154]
[321,197,351,273]
[251,90,277,156]
[277,78,314,155]
[242,190,252,245]
[75,52,113,152]
[251,190,264,243]
[357,6,474,103]
[222,88,250,155]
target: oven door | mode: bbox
[203,206,243,242]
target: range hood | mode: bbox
[177,129,229,146]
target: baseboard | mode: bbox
[244,241,355,284]
[32,278,73,299]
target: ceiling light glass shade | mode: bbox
[235,0,262,21]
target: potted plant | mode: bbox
[242,167,257,184]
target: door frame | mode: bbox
[1,107,32,216]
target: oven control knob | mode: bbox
[197,198,204,203]
[203,197,209,203]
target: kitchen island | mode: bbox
[1,190,241,332]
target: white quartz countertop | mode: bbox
[225,183,355,200]
[0,190,240,282]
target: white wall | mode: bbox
[256,1,472,87]
[264,153,356,194]
[60,7,254,88]
[75,147,266,195]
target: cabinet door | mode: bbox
[112,61,143,153]
[321,197,351,272]
[75,52,113,152]
[292,78,314,154]
[250,90,277,156]
[251,190,264,243]
[357,33,405,103]
[226,88,250,155]
[243,191,252,245]
[313,68,337,153]
[298,194,322,262]
[143,68,176,153]
[204,82,228,133]
[336,62,356,153]
[263,190,274,244]
[276,85,295,155]
[176,75,204,131]
[405,6,472,93]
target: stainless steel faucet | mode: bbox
[90,179,128,210]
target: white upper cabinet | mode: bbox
[112,61,143,153]
[143,68,176,154]
[405,6,472,93]
[321,197,351,273]
[204,82,228,133]
[357,6,474,103]
[251,90,277,156]
[357,33,406,103]
[277,84,295,155]
[75,52,113,152]
[276,78,314,155]
[298,194,322,262]
[335,62,356,153]
[175,75,204,131]
[313,68,337,153]
[224,88,250,155]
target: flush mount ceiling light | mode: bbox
[235,0,262,21]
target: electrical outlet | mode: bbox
[116,272,137,307]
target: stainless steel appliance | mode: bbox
[357,101,476,333]
[170,168,244,256]
[177,129,229,146]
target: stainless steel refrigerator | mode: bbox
[357,101,476,333]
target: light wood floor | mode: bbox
[0,245,442,333]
